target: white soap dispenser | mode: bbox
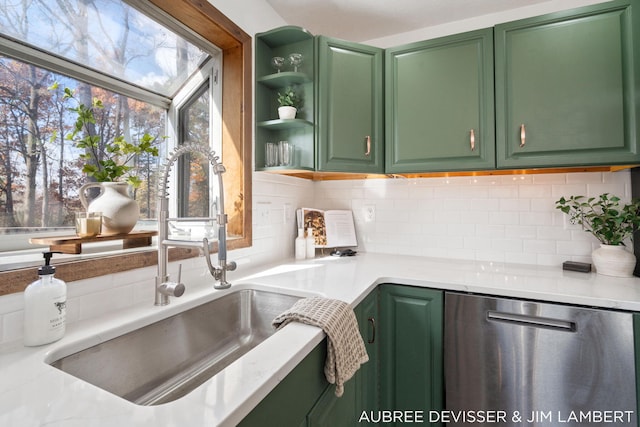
[23,251,67,346]
[305,228,315,258]
[295,227,306,260]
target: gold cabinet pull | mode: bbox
[470,129,476,151]
[365,135,371,157]
[520,124,526,148]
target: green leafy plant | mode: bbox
[277,86,302,109]
[555,193,640,246]
[51,83,160,188]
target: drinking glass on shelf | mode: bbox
[278,140,294,166]
[265,142,278,167]
[271,56,285,73]
[288,53,303,72]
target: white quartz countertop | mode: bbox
[2,252,640,426]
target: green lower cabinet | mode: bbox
[237,342,328,427]
[380,284,444,426]
[239,286,444,426]
[239,292,379,426]
[356,289,380,420]
[307,378,358,426]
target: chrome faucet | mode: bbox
[155,142,237,306]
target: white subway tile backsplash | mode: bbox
[316,170,631,267]
[519,212,552,226]
[552,184,588,198]
[519,185,552,199]
[491,238,523,253]
[556,240,593,257]
[531,173,567,184]
[505,225,537,239]
[499,198,530,212]
[489,212,520,226]
[488,185,519,198]
[565,172,603,184]
[523,239,557,254]
[2,311,22,343]
[475,225,506,239]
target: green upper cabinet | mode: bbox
[495,0,640,168]
[385,28,495,173]
[316,36,384,173]
[255,26,316,172]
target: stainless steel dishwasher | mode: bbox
[444,292,637,426]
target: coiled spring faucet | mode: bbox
[155,142,237,306]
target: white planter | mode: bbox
[278,106,297,120]
[592,244,636,278]
[80,182,140,235]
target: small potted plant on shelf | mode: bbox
[555,193,640,277]
[277,86,302,120]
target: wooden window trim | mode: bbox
[0,0,252,297]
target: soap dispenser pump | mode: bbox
[23,251,67,346]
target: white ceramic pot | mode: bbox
[278,106,297,120]
[591,244,636,277]
[79,182,139,235]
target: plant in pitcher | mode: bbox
[51,83,162,235]
[555,193,640,277]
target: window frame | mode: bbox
[0,0,253,296]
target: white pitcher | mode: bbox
[79,182,139,235]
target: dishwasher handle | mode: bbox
[487,310,576,332]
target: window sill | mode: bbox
[0,236,249,297]
[0,247,196,297]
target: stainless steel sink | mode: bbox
[49,288,301,405]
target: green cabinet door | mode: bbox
[380,285,443,426]
[385,28,495,173]
[308,290,379,426]
[307,379,358,427]
[237,341,327,427]
[495,0,640,168]
[316,36,384,173]
[356,288,379,419]
[239,291,378,426]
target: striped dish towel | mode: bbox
[273,297,369,397]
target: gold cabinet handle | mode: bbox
[365,135,371,157]
[470,129,476,151]
[520,124,526,148]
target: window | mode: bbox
[0,0,252,293]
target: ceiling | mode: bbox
[266,0,550,42]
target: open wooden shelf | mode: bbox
[29,231,157,254]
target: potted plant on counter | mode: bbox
[53,83,161,235]
[555,193,640,277]
[277,85,302,120]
